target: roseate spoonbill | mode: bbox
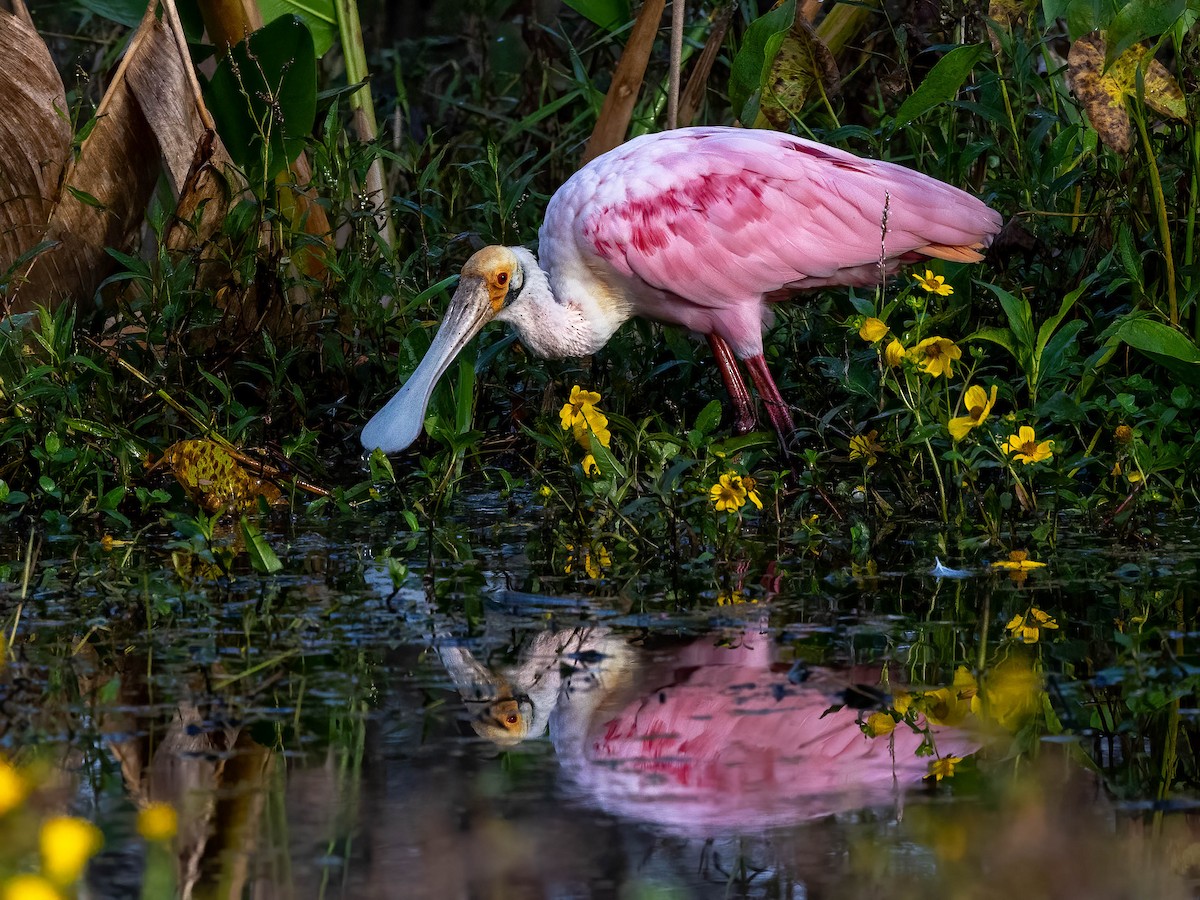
[362,127,1002,453]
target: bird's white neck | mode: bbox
[496,246,632,359]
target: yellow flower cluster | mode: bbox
[709,472,763,512]
[559,385,611,475]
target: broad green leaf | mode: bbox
[693,400,723,437]
[1105,0,1186,63]
[983,283,1035,355]
[967,326,1019,359]
[564,0,631,31]
[240,516,284,574]
[893,44,987,126]
[1035,280,1089,358]
[205,16,317,181]
[258,0,337,57]
[1113,318,1200,364]
[729,0,796,125]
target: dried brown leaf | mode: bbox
[759,14,840,129]
[1067,32,1132,153]
[0,10,70,295]
[1067,32,1188,155]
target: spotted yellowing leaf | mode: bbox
[1067,32,1187,154]
[156,439,284,513]
[758,14,840,129]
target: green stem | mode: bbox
[1134,104,1177,325]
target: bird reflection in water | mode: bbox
[436,622,977,832]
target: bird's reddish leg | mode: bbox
[744,354,795,443]
[707,334,756,434]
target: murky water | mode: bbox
[1,497,1198,898]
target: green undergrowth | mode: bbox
[0,0,1197,572]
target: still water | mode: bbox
[1,495,1198,898]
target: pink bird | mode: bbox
[362,126,1003,453]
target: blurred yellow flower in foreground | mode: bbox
[859,317,888,342]
[1004,425,1053,464]
[0,760,28,816]
[137,803,178,843]
[864,711,896,737]
[973,658,1043,731]
[913,269,954,296]
[948,384,998,440]
[927,756,964,781]
[39,816,102,886]
[1006,608,1058,644]
[2,874,60,900]
[911,337,962,378]
[922,666,978,726]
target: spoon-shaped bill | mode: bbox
[361,278,497,454]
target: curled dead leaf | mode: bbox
[760,13,840,128]
[1067,32,1188,155]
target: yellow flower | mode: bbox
[913,269,954,296]
[884,339,906,367]
[948,384,998,441]
[40,816,102,886]
[922,667,978,726]
[739,475,764,510]
[864,711,896,737]
[1114,424,1133,444]
[2,874,61,900]
[1006,608,1058,644]
[849,430,882,467]
[559,386,611,450]
[1004,425,1053,464]
[911,336,962,378]
[859,317,888,342]
[537,485,551,497]
[564,543,610,579]
[973,658,1042,732]
[1111,461,1143,483]
[991,550,1047,571]
[581,454,599,477]
[0,760,28,816]
[717,590,757,606]
[710,472,760,512]
[137,803,178,843]
[927,756,964,781]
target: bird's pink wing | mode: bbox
[566,128,999,342]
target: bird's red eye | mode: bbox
[505,714,519,725]
[497,271,508,286]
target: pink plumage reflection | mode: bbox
[438,625,978,833]
[362,127,1003,453]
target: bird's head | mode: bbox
[361,245,529,454]
[465,693,538,746]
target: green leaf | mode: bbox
[258,0,338,57]
[1035,280,1089,359]
[205,16,318,182]
[1105,0,1187,64]
[1113,317,1200,364]
[729,0,797,125]
[240,516,284,574]
[693,400,723,437]
[563,0,631,31]
[967,326,1019,358]
[983,283,1035,354]
[893,44,987,126]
